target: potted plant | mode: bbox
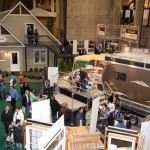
[34,67,39,72]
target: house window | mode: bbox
[34,49,47,64]
[0,51,6,61]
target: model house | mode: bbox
[0,2,61,73]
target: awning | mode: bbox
[74,54,105,63]
[73,54,106,70]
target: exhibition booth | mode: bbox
[23,94,150,150]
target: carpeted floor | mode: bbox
[0,82,42,150]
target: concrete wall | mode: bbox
[67,0,122,40]
[0,47,24,72]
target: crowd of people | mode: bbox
[0,73,38,149]
[0,71,133,149]
[98,93,132,130]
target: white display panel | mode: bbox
[140,121,150,150]
[39,116,66,150]
[32,99,51,123]
[90,96,101,133]
[48,67,58,87]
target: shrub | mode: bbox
[59,59,66,72]
[39,68,43,72]
[34,67,39,72]
[29,68,33,72]
[2,71,9,77]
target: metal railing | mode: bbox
[24,35,59,46]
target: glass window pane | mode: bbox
[35,50,40,63]
[12,53,18,64]
[41,50,46,63]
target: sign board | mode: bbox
[120,26,138,41]
[97,24,105,36]
[0,36,7,43]
[48,67,58,87]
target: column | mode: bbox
[73,40,78,54]
[84,40,89,54]
[33,0,36,9]
[51,0,54,13]
[134,0,145,27]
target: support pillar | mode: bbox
[134,0,145,27]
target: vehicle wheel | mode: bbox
[130,115,138,125]
[143,114,150,122]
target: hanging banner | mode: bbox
[97,24,105,36]
[120,26,138,40]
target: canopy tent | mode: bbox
[73,54,106,70]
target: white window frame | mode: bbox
[0,51,6,61]
[33,49,47,64]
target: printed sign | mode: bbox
[97,24,105,36]
[0,36,7,43]
[121,26,138,40]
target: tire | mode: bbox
[130,115,138,125]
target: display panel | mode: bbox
[113,72,126,81]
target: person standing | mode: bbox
[13,107,24,126]
[14,119,23,150]
[58,102,70,126]
[22,90,31,118]
[19,74,25,96]
[48,93,61,123]
[34,29,39,44]
[22,82,30,94]
[9,86,18,112]
[0,76,5,100]
[10,73,16,87]
[76,107,84,126]
[1,106,13,135]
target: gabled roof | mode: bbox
[0,23,24,47]
[0,10,11,22]
[30,8,56,17]
[1,2,61,45]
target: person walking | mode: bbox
[9,86,18,112]
[14,119,23,150]
[1,106,13,136]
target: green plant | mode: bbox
[39,68,43,72]
[34,67,39,72]
[59,59,66,72]
[67,60,72,71]
[2,71,9,77]
[29,68,33,72]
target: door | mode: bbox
[10,51,20,71]
[25,23,34,44]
